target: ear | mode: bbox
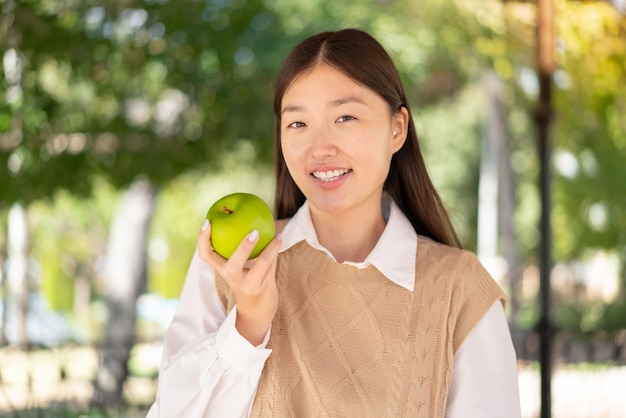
[390,106,409,153]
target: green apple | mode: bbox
[206,192,275,259]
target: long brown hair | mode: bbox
[273,29,461,248]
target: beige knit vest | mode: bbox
[215,236,505,418]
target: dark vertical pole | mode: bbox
[536,0,554,417]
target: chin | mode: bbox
[309,196,351,216]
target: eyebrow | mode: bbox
[281,96,367,115]
[331,96,366,107]
[281,105,304,115]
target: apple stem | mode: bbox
[222,206,233,215]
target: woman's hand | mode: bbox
[198,220,282,346]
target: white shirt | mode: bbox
[146,199,521,418]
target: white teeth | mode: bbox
[312,169,350,182]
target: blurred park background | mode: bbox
[1,0,625,416]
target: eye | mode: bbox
[287,121,306,129]
[336,115,356,123]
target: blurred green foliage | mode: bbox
[0,0,625,337]
[28,181,116,310]
[552,2,626,259]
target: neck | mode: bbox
[310,201,386,264]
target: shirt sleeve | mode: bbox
[446,301,522,418]
[146,250,272,418]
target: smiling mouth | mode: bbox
[311,169,352,182]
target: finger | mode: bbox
[248,235,282,281]
[256,235,282,265]
[197,219,213,260]
[227,229,261,269]
[197,220,229,269]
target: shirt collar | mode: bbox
[279,195,418,292]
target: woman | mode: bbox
[147,29,521,417]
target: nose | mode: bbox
[310,127,337,159]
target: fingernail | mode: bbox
[276,233,283,241]
[248,230,259,242]
[201,220,209,231]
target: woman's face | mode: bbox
[280,64,408,218]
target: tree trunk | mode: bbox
[480,72,522,342]
[3,9,27,346]
[7,203,30,347]
[491,73,522,340]
[92,177,158,408]
[477,73,499,263]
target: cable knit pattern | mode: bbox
[215,235,505,418]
